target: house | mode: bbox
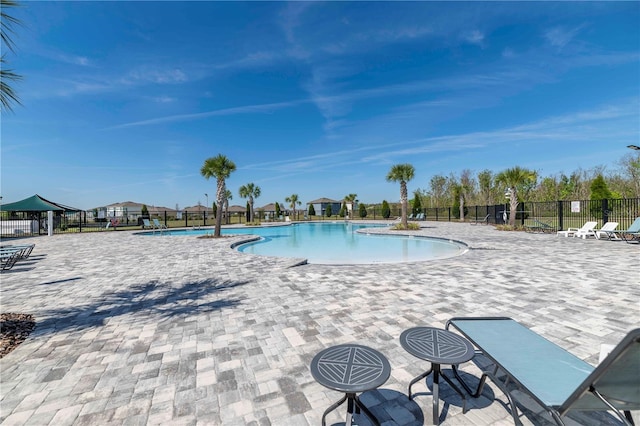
[306,197,343,217]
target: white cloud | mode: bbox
[543,25,584,49]
[463,30,485,45]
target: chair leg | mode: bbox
[452,364,487,398]
[440,369,467,413]
[408,366,433,399]
[353,395,381,426]
[322,394,347,426]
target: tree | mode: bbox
[344,193,357,219]
[590,174,613,219]
[339,201,347,218]
[450,169,474,222]
[386,163,415,228]
[477,170,495,205]
[411,190,422,216]
[245,201,250,222]
[325,204,332,217]
[495,166,537,227]
[381,200,391,219]
[274,202,281,218]
[201,154,236,237]
[359,203,367,218]
[238,183,261,223]
[1,0,22,112]
[285,194,301,220]
[308,203,316,217]
[428,175,448,208]
[618,153,640,198]
[223,189,232,224]
[141,204,149,217]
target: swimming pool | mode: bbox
[142,222,467,265]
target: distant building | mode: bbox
[91,201,176,220]
[306,197,343,216]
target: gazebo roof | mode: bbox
[0,194,81,212]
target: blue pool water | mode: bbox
[143,222,467,265]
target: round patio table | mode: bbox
[400,327,475,425]
[310,343,391,426]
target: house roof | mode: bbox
[258,203,278,211]
[307,197,339,204]
[227,205,247,213]
[0,194,81,212]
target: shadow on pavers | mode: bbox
[32,278,248,336]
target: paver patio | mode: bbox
[1,221,638,425]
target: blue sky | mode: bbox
[2,1,639,210]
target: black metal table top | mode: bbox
[310,344,391,393]
[400,327,474,365]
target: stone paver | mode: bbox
[1,221,638,425]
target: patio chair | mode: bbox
[446,317,640,426]
[1,250,21,271]
[594,222,619,240]
[524,219,555,234]
[142,218,153,229]
[556,221,597,238]
[607,217,640,244]
[0,244,35,258]
[152,218,168,230]
[470,214,490,225]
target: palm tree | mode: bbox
[495,166,537,227]
[1,0,22,112]
[386,163,415,228]
[223,189,232,224]
[201,155,236,237]
[344,193,357,219]
[238,183,261,223]
[285,194,301,220]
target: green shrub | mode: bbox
[308,204,316,216]
[381,200,391,219]
[325,205,332,217]
[359,203,367,218]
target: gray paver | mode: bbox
[0,221,638,425]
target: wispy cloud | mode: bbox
[124,67,188,84]
[105,99,308,130]
[543,25,585,49]
[359,100,639,164]
[463,30,485,46]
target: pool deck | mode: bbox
[1,221,638,425]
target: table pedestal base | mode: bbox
[322,392,380,426]
[408,363,468,425]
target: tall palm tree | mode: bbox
[495,166,537,227]
[201,154,236,237]
[238,183,261,223]
[285,194,301,220]
[223,189,232,224]
[344,193,357,219]
[386,163,415,228]
[1,0,22,112]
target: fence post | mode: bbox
[558,201,564,231]
[602,199,609,224]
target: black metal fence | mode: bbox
[2,197,638,237]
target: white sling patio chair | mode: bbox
[556,221,597,238]
[594,222,619,240]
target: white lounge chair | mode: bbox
[594,222,619,240]
[556,221,597,238]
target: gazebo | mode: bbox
[0,194,81,236]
